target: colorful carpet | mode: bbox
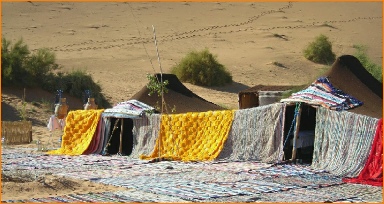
[194,161,273,173]
[280,77,363,110]
[1,190,186,203]
[246,164,327,178]
[95,176,253,201]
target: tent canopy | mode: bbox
[281,55,382,119]
[130,73,226,114]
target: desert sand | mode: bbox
[1,1,382,201]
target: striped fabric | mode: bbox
[217,103,286,163]
[311,107,378,177]
[129,114,161,159]
[281,77,363,111]
[103,99,155,118]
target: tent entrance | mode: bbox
[283,104,316,164]
[104,118,134,156]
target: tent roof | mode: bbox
[324,55,382,118]
[129,73,226,114]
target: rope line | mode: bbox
[283,102,301,150]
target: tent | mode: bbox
[101,73,226,156]
[100,100,155,156]
[280,55,382,165]
[130,73,226,114]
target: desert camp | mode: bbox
[1,1,383,203]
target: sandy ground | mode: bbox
[1,1,382,201]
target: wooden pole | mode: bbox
[291,106,302,161]
[152,25,163,160]
[119,119,124,155]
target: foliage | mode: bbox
[1,38,31,85]
[171,48,232,86]
[45,69,110,108]
[1,37,111,108]
[145,74,177,114]
[303,34,336,65]
[353,45,382,82]
[146,74,169,97]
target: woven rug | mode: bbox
[217,103,286,163]
[214,179,298,194]
[193,161,272,174]
[312,107,379,177]
[2,150,144,174]
[255,183,383,203]
[95,176,252,201]
[260,172,343,189]
[1,190,183,203]
[249,186,366,202]
[246,164,327,178]
[55,163,192,180]
[102,99,155,118]
[280,77,363,110]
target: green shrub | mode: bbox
[353,45,382,82]
[1,38,59,86]
[303,34,336,65]
[1,38,30,86]
[25,48,59,83]
[171,49,232,86]
[65,69,110,108]
[2,37,111,108]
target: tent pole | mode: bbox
[119,119,124,155]
[291,106,302,161]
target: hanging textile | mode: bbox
[129,114,161,159]
[342,119,383,186]
[311,107,378,177]
[140,110,234,161]
[217,103,286,163]
[48,109,104,156]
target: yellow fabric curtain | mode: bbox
[140,110,234,161]
[48,109,104,156]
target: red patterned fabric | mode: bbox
[342,118,383,186]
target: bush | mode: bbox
[65,70,110,108]
[25,48,59,83]
[1,38,59,86]
[303,34,336,65]
[2,37,111,108]
[353,45,382,82]
[1,38,31,86]
[171,49,232,86]
[42,69,110,108]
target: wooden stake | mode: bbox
[291,106,302,161]
[119,119,124,155]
